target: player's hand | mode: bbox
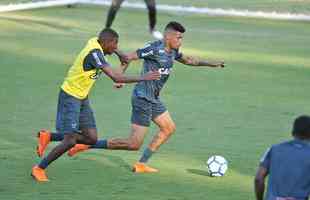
[119,55,129,65]
[115,50,130,65]
[142,70,161,81]
[113,83,126,89]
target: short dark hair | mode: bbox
[165,21,186,33]
[98,28,119,42]
[292,115,310,139]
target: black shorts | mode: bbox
[131,96,167,127]
[56,90,96,134]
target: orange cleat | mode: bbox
[31,165,49,182]
[36,130,51,157]
[132,162,159,173]
[67,144,90,157]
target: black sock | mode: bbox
[90,140,108,149]
[51,133,64,141]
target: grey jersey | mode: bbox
[133,40,182,103]
[260,139,310,200]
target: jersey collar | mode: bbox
[88,37,105,54]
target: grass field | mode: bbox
[156,0,310,14]
[0,4,310,200]
[1,0,310,14]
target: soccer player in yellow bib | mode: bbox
[67,22,225,173]
[31,28,160,182]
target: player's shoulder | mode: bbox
[272,139,306,151]
[271,140,291,149]
[261,142,287,156]
[143,40,163,50]
[88,48,106,60]
[86,37,100,47]
[138,40,164,57]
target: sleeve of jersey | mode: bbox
[136,43,156,59]
[259,147,272,170]
[87,49,111,69]
[174,49,183,60]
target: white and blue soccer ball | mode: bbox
[206,155,228,177]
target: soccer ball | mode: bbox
[206,155,228,177]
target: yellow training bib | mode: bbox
[61,37,107,99]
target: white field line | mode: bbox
[0,0,310,21]
[0,0,78,12]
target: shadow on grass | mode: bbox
[75,153,132,172]
[104,154,132,171]
[186,168,210,177]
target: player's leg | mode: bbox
[77,97,98,145]
[149,111,176,151]
[107,124,148,150]
[32,90,84,181]
[144,0,156,32]
[36,129,65,157]
[68,123,148,156]
[134,102,174,173]
[36,91,75,157]
[137,111,175,163]
[66,98,100,155]
[145,0,163,39]
[36,93,97,157]
[68,96,152,155]
[33,97,99,180]
[39,128,97,166]
[105,0,125,28]
[98,96,152,150]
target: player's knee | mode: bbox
[170,123,176,133]
[111,2,121,10]
[88,136,98,145]
[83,128,98,145]
[145,0,155,10]
[147,4,155,12]
[162,123,176,135]
[63,135,77,148]
[128,141,142,151]
[88,132,98,145]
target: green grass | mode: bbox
[155,0,310,14]
[1,0,310,13]
[0,5,310,200]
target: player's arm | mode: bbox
[114,49,139,65]
[177,54,225,68]
[113,50,139,74]
[114,49,130,65]
[113,49,152,88]
[119,42,156,66]
[114,43,156,73]
[254,147,271,200]
[87,49,160,83]
[112,44,156,87]
[115,50,142,69]
[254,166,268,200]
[113,50,139,88]
[101,66,160,83]
[125,51,140,61]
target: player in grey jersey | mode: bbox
[68,21,225,173]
